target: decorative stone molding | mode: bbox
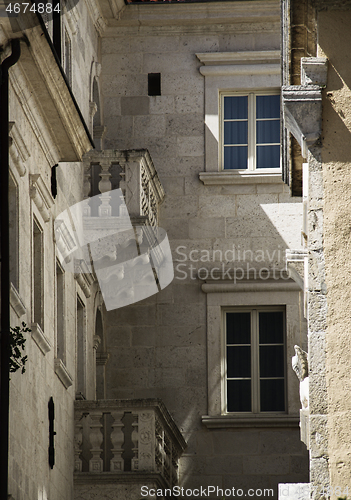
[9,121,30,177]
[282,86,322,158]
[202,280,301,294]
[10,283,26,318]
[29,174,54,223]
[199,171,283,185]
[31,322,51,355]
[197,51,280,77]
[54,358,73,389]
[301,57,328,87]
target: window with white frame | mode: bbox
[224,307,286,413]
[221,92,281,170]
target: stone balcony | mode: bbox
[83,149,165,228]
[74,399,187,499]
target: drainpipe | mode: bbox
[0,38,21,499]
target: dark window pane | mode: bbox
[256,145,280,169]
[227,346,251,378]
[227,380,251,412]
[224,121,248,145]
[224,146,248,170]
[224,96,248,120]
[260,379,285,412]
[227,312,251,344]
[256,120,280,144]
[259,345,284,377]
[259,311,284,344]
[148,73,161,96]
[256,95,280,119]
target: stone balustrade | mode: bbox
[74,399,186,488]
[83,149,165,227]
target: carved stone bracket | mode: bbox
[10,283,26,318]
[282,86,322,158]
[31,322,51,355]
[54,358,73,389]
[29,174,54,223]
[74,259,94,298]
[282,57,328,159]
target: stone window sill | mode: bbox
[199,171,283,185]
[202,415,300,429]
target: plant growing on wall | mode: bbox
[9,322,30,374]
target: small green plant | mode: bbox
[9,322,30,374]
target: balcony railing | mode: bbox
[83,149,165,228]
[74,399,186,488]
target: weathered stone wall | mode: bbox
[318,9,351,496]
[7,2,101,498]
[100,2,309,496]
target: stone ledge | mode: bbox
[10,284,26,318]
[202,415,300,429]
[202,280,301,294]
[54,358,73,389]
[199,171,283,185]
[74,471,169,488]
[31,323,51,355]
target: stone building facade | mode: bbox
[2,0,310,499]
[281,1,351,499]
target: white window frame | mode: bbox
[222,306,287,415]
[219,90,281,172]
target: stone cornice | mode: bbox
[196,51,280,77]
[202,415,300,429]
[30,174,55,223]
[202,280,301,294]
[54,358,73,389]
[196,50,280,66]
[107,0,280,29]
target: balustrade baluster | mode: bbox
[110,411,124,472]
[88,411,104,472]
[98,161,112,217]
[74,413,83,472]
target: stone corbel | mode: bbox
[10,283,26,318]
[282,86,322,158]
[54,358,73,389]
[74,259,94,298]
[30,174,54,223]
[282,57,328,158]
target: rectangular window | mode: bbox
[56,261,66,363]
[225,308,286,413]
[33,218,44,328]
[221,92,280,170]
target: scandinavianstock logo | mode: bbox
[54,189,174,311]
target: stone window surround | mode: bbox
[224,305,286,414]
[201,279,302,429]
[219,90,281,172]
[196,50,282,186]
